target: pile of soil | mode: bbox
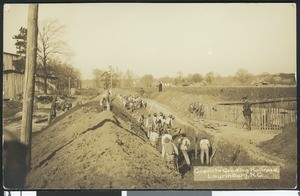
[260,122,297,161]
[26,102,183,189]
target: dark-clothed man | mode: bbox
[158,81,163,92]
[242,96,252,131]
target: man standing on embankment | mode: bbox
[242,96,252,131]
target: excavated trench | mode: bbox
[25,94,296,189]
[134,96,296,189]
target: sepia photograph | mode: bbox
[3,3,297,189]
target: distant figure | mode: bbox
[48,96,57,124]
[100,90,111,110]
[162,137,179,170]
[178,133,191,167]
[199,137,211,165]
[138,114,145,128]
[140,88,145,96]
[158,81,163,92]
[242,96,252,131]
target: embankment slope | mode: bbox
[26,102,183,189]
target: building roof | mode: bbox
[3,52,20,57]
[3,70,23,74]
[3,70,58,80]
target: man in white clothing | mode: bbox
[145,114,154,138]
[161,131,173,146]
[199,137,211,165]
[149,129,159,148]
[165,114,173,128]
[178,133,191,166]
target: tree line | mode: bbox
[12,19,80,94]
[92,67,295,90]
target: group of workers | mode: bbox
[137,111,211,173]
[189,96,252,131]
[188,101,205,118]
[118,93,147,112]
[116,92,213,175]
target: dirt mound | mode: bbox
[260,122,297,161]
[26,103,183,189]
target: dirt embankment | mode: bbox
[138,89,296,188]
[26,99,183,189]
[260,122,297,161]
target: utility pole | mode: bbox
[20,4,39,172]
[109,65,113,90]
[68,77,71,95]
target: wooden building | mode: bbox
[3,53,24,100]
[3,52,58,99]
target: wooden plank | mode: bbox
[275,108,279,130]
[218,98,297,106]
[264,109,266,130]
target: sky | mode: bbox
[3,3,296,80]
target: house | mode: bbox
[3,52,58,100]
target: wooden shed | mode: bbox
[3,53,24,100]
[3,52,58,99]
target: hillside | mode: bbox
[26,100,183,189]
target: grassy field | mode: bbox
[174,86,297,101]
[129,86,296,101]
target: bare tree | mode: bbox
[234,68,253,85]
[205,72,214,84]
[176,71,183,85]
[125,69,134,87]
[37,19,72,94]
[139,74,154,87]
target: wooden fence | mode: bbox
[202,104,297,130]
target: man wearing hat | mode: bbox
[149,127,159,147]
[242,96,252,131]
[162,137,179,170]
[161,130,173,146]
[165,114,174,128]
[178,133,191,167]
[158,81,163,92]
[153,113,158,124]
[157,112,164,132]
[145,114,154,138]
